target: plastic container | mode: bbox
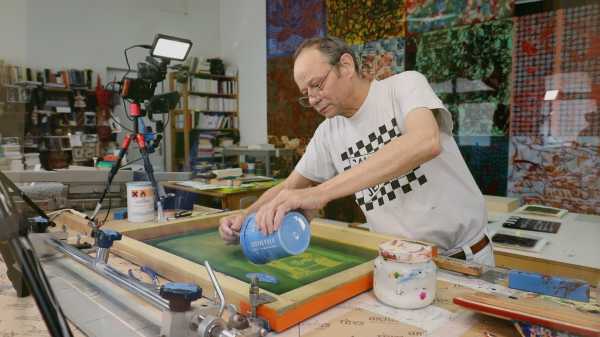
[240,211,310,264]
[373,239,437,309]
[126,181,155,222]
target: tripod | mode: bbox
[88,102,168,227]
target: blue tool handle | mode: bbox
[160,282,202,312]
[96,229,122,248]
[141,265,160,286]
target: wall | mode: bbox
[219,0,268,146]
[0,1,28,65]
[1,0,220,77]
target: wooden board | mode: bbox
[495,250,600,285]
[54,211,427,332]
[484,195,520,213]
[453,292,600,337]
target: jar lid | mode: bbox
[378,239,433,263]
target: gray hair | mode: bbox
[293,36,360,74]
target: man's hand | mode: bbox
[218,211,247,244]
[255,187,328,235]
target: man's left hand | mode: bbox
[254,187,328,235]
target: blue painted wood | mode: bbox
[508,270,590,302]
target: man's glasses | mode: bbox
[298,65,336,108]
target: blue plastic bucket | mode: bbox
[240,211,311,264]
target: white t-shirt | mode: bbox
[295,71,487,254]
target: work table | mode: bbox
[2,214,599,337]
[488,211,600,285]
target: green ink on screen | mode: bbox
[147,229,376,294]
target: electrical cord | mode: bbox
[97,156,143,227]
[122,44,151,86]
[103,81,134,132]
[92,45,175,227]
[100,195,111,227]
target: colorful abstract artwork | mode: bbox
[326,0,406,45]
[511,6,600,136]
[557,5,600,136]
[414,19,513,136]
[456,136,509,196]
[267,0,326,58]
[508,136,600,214]
[406,0,514,34]
[267,56,324,141]
[351,37,405,81]
[511,10,557,135]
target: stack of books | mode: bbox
[24,153,41,170]
[1,142,24,170]
[195,112,235,129]
[196,133,217,159]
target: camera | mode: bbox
[121,57,169,102]
[120,34,192,112]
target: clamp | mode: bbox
[160,282,202,312]
[95,229,122,264]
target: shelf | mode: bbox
[192,128,238,132]
[9,81,42,88]
[196,154,224,159]
[168,70,239,172]
[42,86,93,93]
[193,73,236,81]
[42,86,70,92]
[189,92,237,98]
[192,110,237,114]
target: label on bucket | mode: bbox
[250,237,278,250]
[240,211,311,264]
[127,182,155,222]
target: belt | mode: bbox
[449,235,490,260]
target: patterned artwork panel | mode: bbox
[456,136,509,196]
[267,56,324,140]
[508,136,600,214]
[267,0,326,58]
[511,10,557,136]
[511,5,599,136]
[326,0,406,45]
[562,5,600,84]
[556,5,600,136]
[406,0,514,34]
[414,19,513,136]
[351,37,405,81]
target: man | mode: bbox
[219,36,494,266]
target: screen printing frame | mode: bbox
[54,211,436,332]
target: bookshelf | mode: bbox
[169,71,239,172]
[0,62,111,170]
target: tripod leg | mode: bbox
[134,135,167,221]
[89,135,133,223]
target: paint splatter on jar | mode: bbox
[373,239,437,309]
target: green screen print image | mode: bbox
[147,229,376,294]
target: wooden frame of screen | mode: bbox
[54,211,434,332]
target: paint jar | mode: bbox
[240,211,311,264]
[126,181,155,222]
[373,239,437,309]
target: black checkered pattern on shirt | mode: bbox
[340,118,428,212]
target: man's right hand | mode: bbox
[218,212,247,244]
